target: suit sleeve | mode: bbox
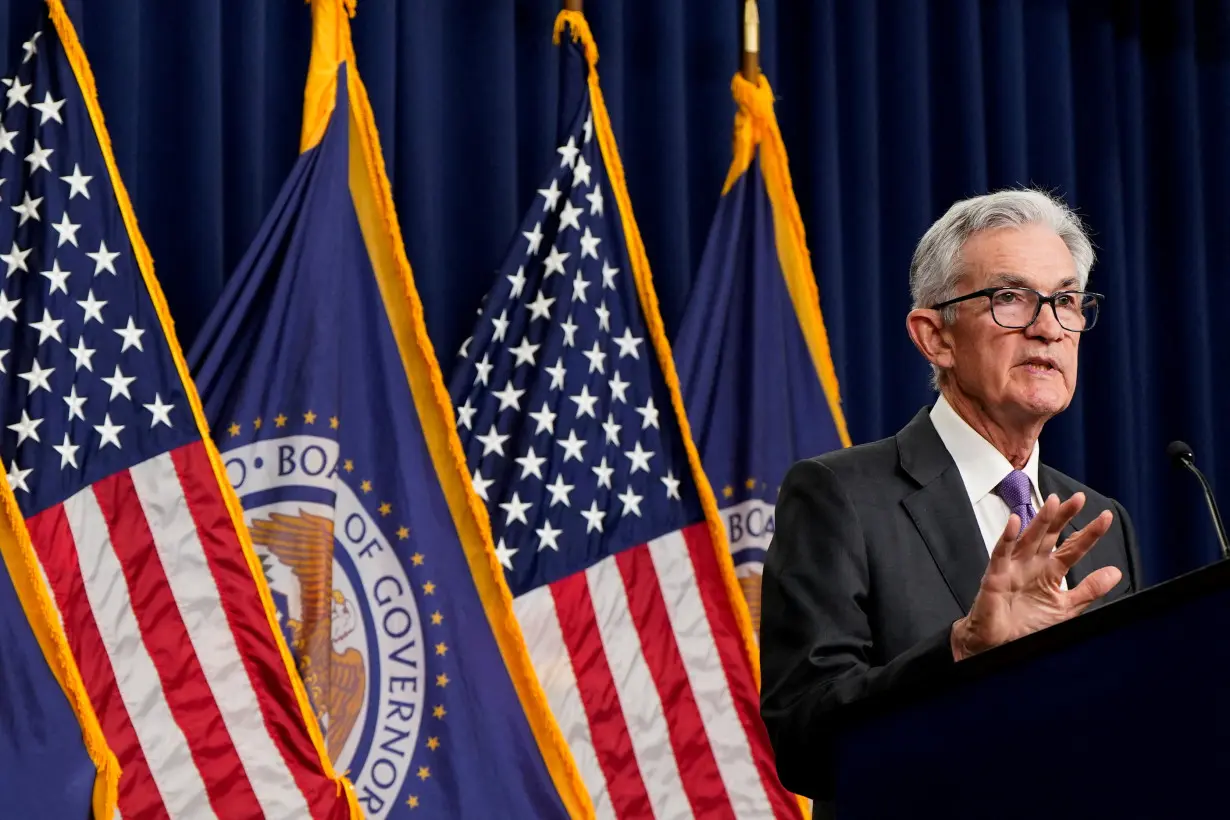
[759,458,956,799]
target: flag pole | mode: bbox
[564,0,582,11]
[742,0,760,82]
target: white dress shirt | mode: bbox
[929,393,1043,556]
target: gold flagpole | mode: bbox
[742,0,760,82]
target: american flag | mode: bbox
[0,13,354,819]
[450,17,804,820]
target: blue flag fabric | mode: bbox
[673,73,850,631]
[188,45,586,820]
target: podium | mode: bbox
[832,558,1230,819]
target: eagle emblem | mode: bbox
[249,510,366,763]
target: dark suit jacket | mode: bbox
[759,405,1143,802]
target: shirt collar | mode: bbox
[928,392,1040,506]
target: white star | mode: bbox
[614,327,644,359]
[662,470,682,500]
[499,492,533,526]
[586,183,604,216]
[510,336,540,367]
[609,374,630,405]
[560,315,579,347]
[558,200,583,232]
[68,336,95,371]
[1,241,31,277]
[545,473,574,507]
[507,266,527,298]
[546,357,567,391]
[569,385,598,419]
[114,317,145,353]
[471,468,494,501]
[637,397,661,429]
[0,124,15,154]
[595,300,611,332]
[455,398,476,430]
[94,413,124,450]
[572,155,592,188]
[5,77,29,109]
[491,309,510,342]
[583,112,594,143]
[51,212,79,247]
[53,432,79,469]
[77,289,106,324]
[61,164,92,199]
[528,402,557,435]
[522,221,544,255]
[101,364,135,401]
[579,226,601,260]
[528,290,556,322]
[592,456,614,489]
[24,138,52,174]
[493,538,518,570]
[514,446,547,481]
[625,441,655,474]
[6,461,31,493]
[0,349,7,372]
[11,190,41,225]
[87,240,120,275]
[63,385,86,421]
[458,335,472,358]
[581,500,605,533]
[20,31,40,65]
[571,271,591,304]
[476,423,509,457]
[618,487,644,518]
[538,178,562,212]
[536,520,563,552]
[557,429,587,463]
[542,244,570,278]
[557,136,579,168]
[40,259,70,294]
[492,380,525,412]
[18,358,53,395]
[7,409,42,445]
[0,290,20,322]
[602,412,621,445]
[602,259,619,290]
[30,309,63,345]
[582,340,606,374]
[142,393,174,428]
[31,91,65,126]
[473,353,493,386]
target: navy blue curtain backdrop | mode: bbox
[1,0,1227,587]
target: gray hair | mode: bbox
[908,188,1095,388]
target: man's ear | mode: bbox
[906,309,956,372]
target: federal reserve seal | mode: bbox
[223,433,426,818]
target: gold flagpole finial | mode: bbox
[742,0,760,81]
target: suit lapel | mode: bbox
[897,407,988,614]
[1040,467,1084,588]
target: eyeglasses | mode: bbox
[930,287,1103,332]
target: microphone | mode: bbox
[1168,440,1230,561]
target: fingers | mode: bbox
[1064,565,1123,612]
[1051,509,1114,570]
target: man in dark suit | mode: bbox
[759,189,1143,804]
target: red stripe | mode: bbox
[550,570,654,819]
[170,441,339,819]
[683,522,804,820]
[27,502,170,820]
[616,543,736,819]
[93,468,264,818]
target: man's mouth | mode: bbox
[1021,356,1060,374]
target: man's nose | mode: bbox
[1026,302,1066,341]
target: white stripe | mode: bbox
[648,531,775,818]
[515,586,617,820]
[586,552,692,820]
[62,485,210,819]
[130,453,312,819]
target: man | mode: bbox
[759,189,1143,803]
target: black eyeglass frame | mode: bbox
[929,286,1104,332]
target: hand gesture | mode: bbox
[951,492,1122,661]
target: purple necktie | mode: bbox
[995,469,1036,534]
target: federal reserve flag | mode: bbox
[449,12,806,819]
[188,2,592,818]
[673,70,850,631]
[0,3,359,818]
